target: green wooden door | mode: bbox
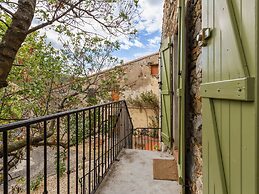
[201,0,258,194]
[160,37,172,147]
[177,0,186,188]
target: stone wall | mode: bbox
[92,53,159,128]
[162,0,202,194]
[119,53,159,99]
[162,0,178,39]
[185,1,202,194]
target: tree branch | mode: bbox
[27,0,84,34]
[0,4,15,17]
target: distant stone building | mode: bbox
[90,53,159,128]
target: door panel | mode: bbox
[202,0,258,194]
[160,37,172,147]
[172,35,179,149]
[177,0,186,188]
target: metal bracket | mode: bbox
[196,28,212,47]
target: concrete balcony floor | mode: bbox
[95,149,180,194]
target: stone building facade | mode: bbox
[91,53,159,128]
[162,0,202,194]
[119,53,159,128]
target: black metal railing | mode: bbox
[0,100,133,194]
[132,128,160,151]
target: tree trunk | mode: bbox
[0,0,36,88]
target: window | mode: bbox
[150,64,159,76]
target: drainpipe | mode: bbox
[177,0,186,193]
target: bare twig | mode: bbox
[27,0,85,34]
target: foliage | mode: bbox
[153,144,159,151]
[128,91,159,112]
[0,31,124,123]
[55,151,67,177]
[0,0,138,186]
[30,175,43,191]
[0,32,66,123]
[69,113,88,145]
[128,91,159,127]
[0,0,139,87]
[0,13,11,38]
[0,30,125,179]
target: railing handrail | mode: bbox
[0,100,126,132]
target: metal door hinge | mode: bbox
[177,88,182,96]
[196,28,212,47]
[158,81,162,90]
[178,176,184,185]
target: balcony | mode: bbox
[0,101,179,194]
[95,149,180,194]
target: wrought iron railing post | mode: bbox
[97,106,101,185]
[67,115,71,194]
[101,106,104,178]
[131,128,161,151]
[57,117,60,194]
[3,131,8,194]
[43,121,48,194]
[75,113,79,194]
[26,125,30,194]
[82,111,86,194]
[88,109,92,194]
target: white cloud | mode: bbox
[134,39,144,48]
[148,36,161,47]
[135,0,164,34]
[119,37,145,50]
[113,0,164,50]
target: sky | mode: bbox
[41,0,164,64]
[114,0,164,62]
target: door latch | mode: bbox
[196,28,212,47]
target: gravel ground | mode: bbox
[1,137,114,194]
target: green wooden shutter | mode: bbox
[202,0,258,194]
[177,0,186,188]
[160,37,172,147]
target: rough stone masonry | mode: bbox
[161,0,203,194]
